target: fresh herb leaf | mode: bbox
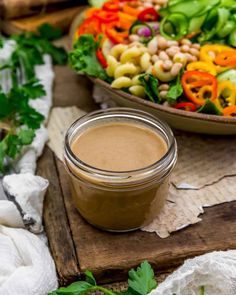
[84,270,97,286]
[38,23,63,41]
[21,79,46,99]
[167,69,183,104]
[69,34,109,81]
[197,99,222,115]
[139,74,159,103]
[18,129,35,145]
[128,261,157,295]
[49,261,157,295]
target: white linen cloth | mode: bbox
[151,250,236,295]
[0,42,58,294]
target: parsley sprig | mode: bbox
[49,261,205,295]
[0,24,67,173]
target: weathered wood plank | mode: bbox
[53,157,236,284]
[38,147,80,286]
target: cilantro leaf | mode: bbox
[139,74,159,103]
[69,34,109,81]
[0,93,13,119]
[21,79,46,99]
[18,129,35,145]
[128,261,157,295]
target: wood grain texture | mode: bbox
[38,147,80,286]
[51,159,236,284]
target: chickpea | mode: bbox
[208,51,216,59]
[148,38,158,55]
[171,63,183,76]
[157,36,168,49]
[159,90,168,99]
[181,38,192,46]
[163,60,173,70]
[181,45,190,53]
[129,34,140,42]
[159,84,170,91]
[167,40,179,47]
[191,43,201,50]
[159,51,170,61]
[151,54,159,62]
[166,46,180,57]
[189,48,200,57]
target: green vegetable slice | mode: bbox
[188,14,206,34]
[217,20,235,38]
[199,7,230,42]
[217,69,236,86]
[168,0,205,18]
[228,28,236,47]
[160,12,188,40]
[197,99,222,115]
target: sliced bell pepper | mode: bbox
[214,80,236,111]
[103,1,119,12]
[187,61,217,76]
[77,16,101,37]
[96,49,108,68]
[215,50,236,66]
[181,70,218,106]
[106,26,129,44]
[123,2,140,17]
[138,8,159,22]
[94,10,119,23]
[199,44,232,73]
[223,106,236,116]
[84,7,100,18]
[174,102,197,112]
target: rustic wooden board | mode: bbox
[40,66,236,286]
[41,149,236,285]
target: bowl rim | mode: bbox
[90,77,236,125]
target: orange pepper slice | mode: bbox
[215,50,236,66]
[181,71,218,106]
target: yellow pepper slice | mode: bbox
[214,80,236,111]
[187,61,217,76]
[200,44,233,73]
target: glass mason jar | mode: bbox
[64,108,177,232]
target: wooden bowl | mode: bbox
[90,77,236,135]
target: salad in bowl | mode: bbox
[69,0,236,117]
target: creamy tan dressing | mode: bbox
[71,122,168,172]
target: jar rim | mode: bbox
[64,108,177,186]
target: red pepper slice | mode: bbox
[174,102,197,112]
[94,10,119,23]
[215,50,236,66]
[138,7,159,22]
[77,16,101,37]
[181,71,218,106]
[103,1,119,12]
[96,49,108,68]
[223,106,236,117]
